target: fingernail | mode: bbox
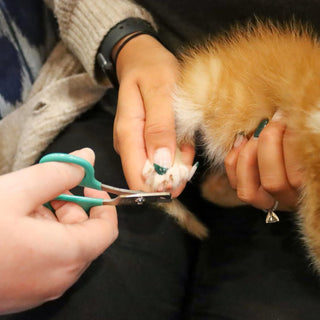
[271,110,284,122]
[188,162,199,181]
[254,119,269,138]
[153,148,172,175]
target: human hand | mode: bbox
[224,112,302,212]
[0,148,118,315]
[113,34,195,197]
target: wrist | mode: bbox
[115,34,171,82]
[111,31,153,67]
[96,18,157,87]
[111,34,134,61]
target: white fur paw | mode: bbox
[142,160,197,192]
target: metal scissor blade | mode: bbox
[102,192,172,206]
[100,183,141,195]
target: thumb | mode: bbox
[1,148,95,214]
[68,187,118,261]
[143,90,176,171]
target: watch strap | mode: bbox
[97,18,157,86]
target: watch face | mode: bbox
[96,53,118,87]
[97,53,113,72]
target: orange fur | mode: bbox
[173,21,320,272]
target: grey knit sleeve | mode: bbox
[46,0,156,79]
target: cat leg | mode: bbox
[142,150,197,192]
[142,151,207,239]
[201,171,245,207]
[160,200,208,239]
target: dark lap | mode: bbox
[182,185,320,319]
[3,89,320,320]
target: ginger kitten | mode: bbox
[143,21,320,271]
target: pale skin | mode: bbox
[0,148,118,315]
[113,33,302,211]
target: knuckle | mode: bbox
[45,287,67,302]
[258,125,278,143]
[145,122,173,137]
[286,166,304,189]
[237,187,255,204]
[261,177,287,194]
[288,174,303,189]
[224,154,235,170]
[46,163,82,190]
[237,150,255,168]
[114,120,131,139]
[142,75,175,97]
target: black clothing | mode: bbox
[136,0,320,53]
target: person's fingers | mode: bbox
[50,175,116,225]
[139,71,191,196]
[51,190,89,224]
[142,72,177,166]
[236,136,275,209]
[225,134,248,189]
[29,205,58,221]
[114,82,150,191]
[67,189,118,261]
[67,215,118,262]
[83,187,111,200]
[225,115,300,212]
[114,36,180,192]
[0,148,95,215]
[69,148,95,165]
[283,127,304,190]
[84,187,117,224]
[257,113,299,210]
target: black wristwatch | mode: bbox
[97,17,157,87]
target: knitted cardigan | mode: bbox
[0,0,154,174]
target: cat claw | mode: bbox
[143,160,198,192]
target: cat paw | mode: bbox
[142,160,198,192]
[201,172,244,207]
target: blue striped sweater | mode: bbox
[0,0,56,119]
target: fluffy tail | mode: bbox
[159,200,208,239]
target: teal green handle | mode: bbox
[55,194,104,212]
[40,153,102,190]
